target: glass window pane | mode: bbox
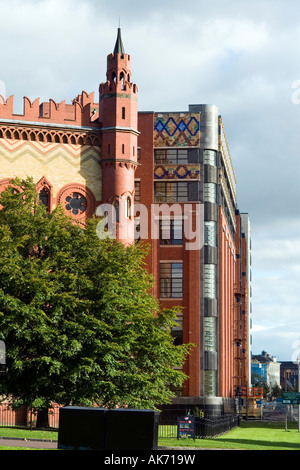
[39,189,49,209]
[160,263,183,298]
[204,317,217,351]
[204,183,216,203]
[172,220,183,245]
[188,181,200,201]
[204,150,217,166]
[155,149,166,163]
[188,148,200,163]
[134,180,140,202]
[177,149,188,164]
[204,221,216,246]
[166,149,177,163]
[160,219,171,244]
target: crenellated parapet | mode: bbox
[0,91,99,128]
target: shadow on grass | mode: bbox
[240,421,297,430]
[217,437,300,450]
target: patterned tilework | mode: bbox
[154,165,200,180]
[154,113,200,147]
[0,139,102,200]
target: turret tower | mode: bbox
[99,28,139,244]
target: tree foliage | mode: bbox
[0,178,191,412]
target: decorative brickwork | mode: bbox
[0,123,100,146]
[0,137,102,204]
[154,164,200,180]
[154,113,200,147]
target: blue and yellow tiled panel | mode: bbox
[154,113,200,147]
[154,164,200,180]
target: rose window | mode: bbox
[57,184,95,222]
[65,192,87,215]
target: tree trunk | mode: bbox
[36,408,49,428]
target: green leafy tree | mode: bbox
[252,374,270,398]
[270,383,282,399]
[0,178,191,425]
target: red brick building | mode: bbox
[0,29,252,415]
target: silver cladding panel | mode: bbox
[189,104,219,151]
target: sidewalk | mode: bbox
[0,437,57,449]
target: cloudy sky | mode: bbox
[0,0,299,362]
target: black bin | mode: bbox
[105,409,159,450]
[58,406,106,450]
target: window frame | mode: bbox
[159,262,183,298]
[159,219,183,245]
[154,148,200,165]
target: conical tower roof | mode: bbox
[113,28,125,55]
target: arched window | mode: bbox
[39,188,50,212]
[36,177,52,214]
[126,197,131,218]
[57,183,96,223]
[113,200,119,223]
[120,72,125,90]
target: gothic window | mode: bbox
[126,197,131,218]
[39,188,50,212]
[120,72,125,90]
[113,200,119,223]
[36,177,52,213]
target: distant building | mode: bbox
[280,361,299,390]
[252,351,281,388]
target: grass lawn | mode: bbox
[0,421,299,450]
[0,427,58,441]
[0,426,58,450]
[159,421,300,450]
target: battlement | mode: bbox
[0,90,99,128]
